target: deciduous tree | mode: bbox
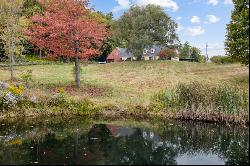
[225,0,249,65]
[158,48,178,60]
[179,42,191,58]
[25,0,107,88]
[190,47,206,63]
[114,5,179,59]
[0,0,24,80]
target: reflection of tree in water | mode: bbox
[160,122,249,165]
[86,124,177,165]
[0,119,248,165]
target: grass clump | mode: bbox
[153,81,249,124]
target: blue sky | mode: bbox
[89,0,234,57]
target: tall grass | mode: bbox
[154,82,249,124]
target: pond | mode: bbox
[0,117,249,165]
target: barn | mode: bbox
[106,49,122,62]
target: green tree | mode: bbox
[21,0,43,58]
[0,0,41,62]
[179,41,191,58]
[190,47,206,63]
[89,12,117,62]
[0,0,24,80]
[114,5,179,59]
[225,0,249,65]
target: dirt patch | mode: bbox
[50,84,112,97]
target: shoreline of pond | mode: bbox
[0,107,248,127]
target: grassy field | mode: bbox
[0,60,249,110]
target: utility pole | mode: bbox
[206,42,209,62]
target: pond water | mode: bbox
[0,117,249,165]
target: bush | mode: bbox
[210,56,236,64]
[157,48,178,60]
[49,87,67,106]
[0,83,25,111]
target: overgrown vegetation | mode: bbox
[153,82,249,124]
[0,82,96,117]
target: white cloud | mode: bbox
[207,15,220,23]
[177,23,184,32]
[190,16,200,23]
[224,0,233,5]
[135,0,179,11]
[176,16,182,20]
[186,26,205,36]
[208,0,219,6]
[113,0,179,13]
[113,0,131,12]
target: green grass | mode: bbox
[0,60,249,110]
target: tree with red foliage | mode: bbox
[24,0,107,88]
[158,48,178,60]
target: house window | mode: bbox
[151,49,155,54]
[143,49,148,54]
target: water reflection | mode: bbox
[0,118,248,165]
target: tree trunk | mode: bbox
[10,40,14,81]
[20,44,23,61]
[39,49,42,58]
[75,56,81,88]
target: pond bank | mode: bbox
[0,76,249,126]
[0,107,248,127]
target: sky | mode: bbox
[89,0,234,57]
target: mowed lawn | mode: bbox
[0,61,249,108]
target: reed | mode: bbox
[154,82,249,124]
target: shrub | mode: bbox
[210,56,236,64]
[0,82,95,114]
[49,87,67,106]
[153,88,179,112]
[157,48,178,60]
[0,83,25,110]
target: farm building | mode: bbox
[106,49,121,62]
[107,45,176,62]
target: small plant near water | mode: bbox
[50,87,67,106]
[153,82,249,124]
[20,70,33,87]
[0,82,25,110]
[48,87,94,113]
